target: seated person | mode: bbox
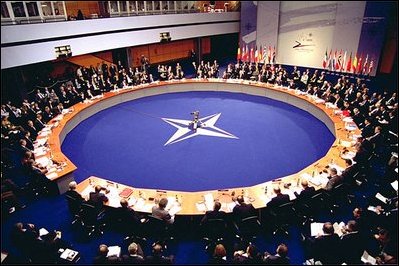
[267,186,290,209]
[263,243,290,265]
[324,167,343,191]
[88,185,109,211]
[208,244,228,264]
[65,181,84,203]
[152,197,174,224]
[145,243,173,264]
[200,201,227,225]
[233,243,262,264]
[232,195,256,222]
[93,244,120,264]
[306,222,341,265]
[340,159,357,185]
[340,220,365,264]
[116,198,143,234]
[121,242,145,264]
[294,179,315,200]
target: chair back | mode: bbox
[203,218,227,240]
[238,215,260,238]
[80,202,98,226]
[146,215,168,238]
[65,194,81,215]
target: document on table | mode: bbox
[34,147,47,157]
[308,174,329,187]
[340,140,352,148]
[204,193,214,211]
[329,163,345,175]
[375,193,388,204]
[36,156,50,167]
[169,205,182,216]
[196,202,207,212]
[46,172,58,180]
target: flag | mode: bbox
[267,46,271,64]
[346,52,352,72]
[357,54,363,74]
[237,47,241,61]
[262,46,267,62]
[333,50,338,71]
[322,48,328,69]
[336,49,342,71]
[352,53,358,73]
[327,49,332,70]
[245,44,249,62]
[272,46,276,64]
[250,47,254,63]
[368,58,374,75]
[259,45,263,63]
[342,51,347,72]
[362,54,368,74]
[254,46,259,63]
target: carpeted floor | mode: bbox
[62,91,335,191]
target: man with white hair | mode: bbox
[65,181,84,203]
[121,242,145,264]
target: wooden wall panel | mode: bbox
[65,1,100,18]
[93,51,113,64]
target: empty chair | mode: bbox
[79,202,106,236]
[234,215,261,243]
[269,201,296,236]
[144,215,174,248]
[201,218,228,251]
[65,194,83,226]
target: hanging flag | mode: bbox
[254,46,259,63]
[272,46,276,64]
[250,47,254,63]
[352,53,358,73]
[368,58,374,75]
[259,45,263,63]
[327,49,332,70]
[336,49,342,71]
[237,47,241,61]
[267,46,271,64]
[262,46,267,63]
[357,54,363,74]
[342,51,347,72]
[346,52,352,73]
[322,48,328,69]
[362,54,369,75]
[245,44,249,62]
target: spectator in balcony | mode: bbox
[77,9,84,20]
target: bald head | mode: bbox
[69,181,77,190]
[301,180,309,188]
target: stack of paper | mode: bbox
[60,249,79,261]
[361,251,376,265]
[39,228,49,236]
[333,222,345,237]
[391,180,398,191]
[204,193,214,211]
[308,174,329,187]
[196,202,207,212]
[107,246,121,257]
[310,222,324,236]
[375,193,388,204]
[36,156,50,167]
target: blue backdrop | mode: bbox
[62,91,335,191]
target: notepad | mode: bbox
[60,248,79,261]
[333,222,345,237]
[375,193,388,204]
[310,222,324,236]
[391,180,398,191]
[361,250,376,265]
[39,228,49,236]
[119,188,133,198]
[107,246,121,257]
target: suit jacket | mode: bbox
[294,186,315,200]
[312,233,341,264]
[341,165,357,184]
[121,254,145,264]
[263,254,290,265]
[145,255,172,264]
[232,203,256,221]
[201,210,227,225]
[151,206,172,223]
[340,231,364,264]
[267,194,290,209]
[361,124,374,138]
[325,174,343,191]
[65,190,84,203]
[89,191,108,210]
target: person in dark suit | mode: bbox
[340,159,357,186]
[151,197,174,224]
[117,198,142,234]
[310,222,341,264]
[121,242,144,264]
[65,181,84,203]
[361,118,374,138]
[145,243,173,264]
[294,179,315,200]
[93,244,120,264]
[232,195,256,222]
[263,243,290,265]
[25,120,38,140]
[324,168,343,191]
[200,201,227,225]
[267,186,290,209]
[340,220,365,264]
[89,185,109,211]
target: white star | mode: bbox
[162,113,239,146]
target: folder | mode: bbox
[119,187,133,198]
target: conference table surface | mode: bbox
[34,78,361,215]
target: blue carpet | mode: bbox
[62,91,335,191]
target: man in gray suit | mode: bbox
[152,198,174,224]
